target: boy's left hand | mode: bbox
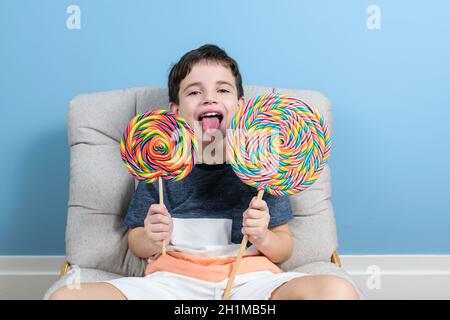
[242,196,270,244]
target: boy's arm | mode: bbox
[252,223,293,264]
[242,197,293,264]
[128,227,161,259]
[127,203,173,259]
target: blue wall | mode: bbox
[1,0,449,255]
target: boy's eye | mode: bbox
[188,91,201,96]
[218,89,230,93]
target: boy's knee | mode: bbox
[318,276,359,300]
[49,286,76,300]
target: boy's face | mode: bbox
[169,62,245,141]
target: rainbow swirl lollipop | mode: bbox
[120,109,198,183]
[223,93,331,300]
[227,93,331,196]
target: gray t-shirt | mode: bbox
[124,163,293,254]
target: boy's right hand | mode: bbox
[144,204,173,247]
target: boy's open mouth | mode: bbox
[198,110,224,133]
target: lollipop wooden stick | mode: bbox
[223,189,264,300]
[159,176,166,256]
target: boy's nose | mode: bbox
[202,95,218,105]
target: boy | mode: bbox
[50,44,358,300]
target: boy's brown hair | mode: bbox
[168,44,244,104]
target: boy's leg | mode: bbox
[49,282,127,300]
[270,275,359,300]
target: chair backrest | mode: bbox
[66,86,337,276]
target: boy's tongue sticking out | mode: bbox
[199,112,223,134]
[201,116,220,132]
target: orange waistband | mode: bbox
[145,251,282,282]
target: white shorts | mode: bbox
[105,270,308,300]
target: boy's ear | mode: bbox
[169,102,179,114]
[238,96,246,108]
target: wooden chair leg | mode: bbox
[331,250,342,268]
[59,261,71,277]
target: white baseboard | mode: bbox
[340,255,450,300]
[0,255,449,300]
[0,256,65,300]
